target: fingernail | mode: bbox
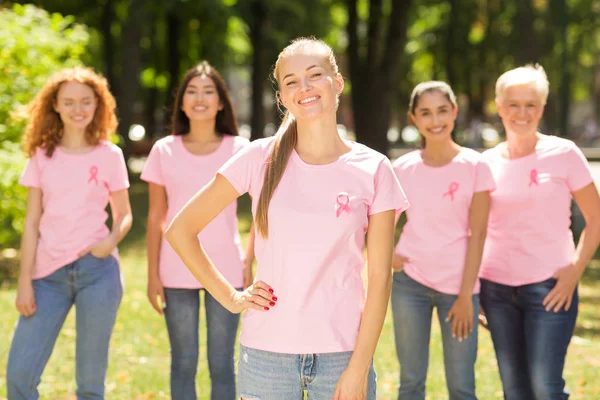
[162,303,166,309]
[269,302,275,306]
[272,296,278,301]
[264,307,270,311]
[452,334,455,338]
[268,289,274,294]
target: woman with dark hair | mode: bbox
[141,61,251,400]
[391,81,494,399]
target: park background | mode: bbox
[0,0,599,398]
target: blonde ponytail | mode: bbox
[255,112,297,238]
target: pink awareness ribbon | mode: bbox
[88,166,99,185]
[335,192,351,217]
[442,182,460,202]
[528,169,539,187]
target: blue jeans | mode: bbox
[163,288,240,400]
[480,278,578,400]
[391,270,478,400]
[238,345,377,400]
[6,253,122,400]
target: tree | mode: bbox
[346,0,413,155]
[0,4,89,247]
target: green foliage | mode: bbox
[0,4,89,247]
[0,142,28,248]
[0,4,89,143]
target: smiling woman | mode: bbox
[163,37,409,400]
[390,81,494,399]
[6,67,132,400]
[140,61,252,400]
[479,65,600,399]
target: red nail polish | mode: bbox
[270,302,275,306]
[272,296,278,301]
[264,307,270,310]
[268,289,274,294]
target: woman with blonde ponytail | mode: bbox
[165,37,409,399]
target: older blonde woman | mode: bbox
[479,65,600,400]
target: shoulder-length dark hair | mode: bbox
[170,61,239,136]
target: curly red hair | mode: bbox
[22,67,118,157]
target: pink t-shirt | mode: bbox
[19,141,130,280]
[141,134,248,289]
[218,137,409,354]
[393,149,496,294]
[480,136,594,286]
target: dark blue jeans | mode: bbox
[163,288,240,400]
[480,278,578,400]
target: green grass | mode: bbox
[1,180,599,399]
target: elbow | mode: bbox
[164,221,179,247]
[584,214,600,235]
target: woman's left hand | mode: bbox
[543,265,581,312]
[446,295,474,341]
[334,367,368,400]
[78,236,116,259]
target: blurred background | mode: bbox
[1,2,599,398]
[1,0,599,268]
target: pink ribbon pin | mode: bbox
[335,192,351,217]
[443,182,460,202]
[88,166,99,185]
[528,169,539,187]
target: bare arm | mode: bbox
[147,183,167,314]
[571,183,600,275]
[544,182,600,311]
[336,210,395,398]
[458,191,491,296]
[243,222,256,289]
[165,174,273,313]
[107,188,133,246]
[15,188,42,317]
[447,190,491,340]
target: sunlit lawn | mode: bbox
[1,180,599,399]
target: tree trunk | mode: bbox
[101,0,116,91]
[346,0,412,156]
[117,0,144,160]
[249,0,267,141]
[558,0,569,137]
[165,10,180,131]
[515,0,540,65]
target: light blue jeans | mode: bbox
[391,270,478,400]
[6,253,122,400]
[163,288,240,400]
[238,345,377,400]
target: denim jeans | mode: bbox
[391,270,479,400]
[163,287,240,400]
[6,253,122,400]
[238,345,377,400]
[480,278,578,400]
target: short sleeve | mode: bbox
[474,159,496,193]
[232,136,251,155]
[566,144,593,192]
[141,141,164,185]
[19,152,42,188]
[218,139,264,195]
[369,158,410,215]
[107,146,130,192]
